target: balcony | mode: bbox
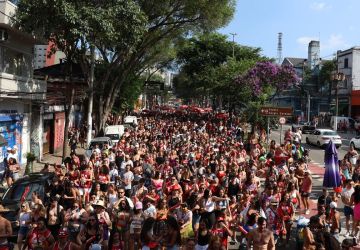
[0,0,17,26]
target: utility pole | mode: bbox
[230,33,237,58]
[86,44,95,147]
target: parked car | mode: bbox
[305,129,342,148]
[301,125,316,134]
[85,137,113,158]
[104,125,124,145]
[350,136,360,149]
[0,172,55,238]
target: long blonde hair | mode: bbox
[20,201,31,213]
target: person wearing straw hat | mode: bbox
[0,205,12,249]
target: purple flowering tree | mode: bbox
[234,61,299,98]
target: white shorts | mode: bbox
[79,187,91,196]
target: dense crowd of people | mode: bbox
[2,111,360,250]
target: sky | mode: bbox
[220,0,360,61]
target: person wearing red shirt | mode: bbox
[277,193,294,245]
[210,217,232,248]
[97,165,110,192]
[165,176,183,196]
[24,217,55,250]
[53,228,81,250]
[80,164,93,203]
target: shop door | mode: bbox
[43,119,53,154]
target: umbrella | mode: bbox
[323,140,341,188]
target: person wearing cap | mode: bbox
[129,201,144,250]
[328,201,340,240]
[246,217,275,250]
[93,200,111,249]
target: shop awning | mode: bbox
[0,135,7,147]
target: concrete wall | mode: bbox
[0,0,16,25]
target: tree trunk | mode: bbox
[62,87,75,161]
[86,45,95,148]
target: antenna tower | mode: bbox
[277,32,283,64]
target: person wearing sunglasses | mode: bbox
[17,202,31,250]
[77,213,103,250]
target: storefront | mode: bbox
[0,114,23,168]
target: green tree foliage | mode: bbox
[15,0,236,132]
[319,60,337,86]
[174,33,265,100]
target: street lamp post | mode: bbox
[230,33,237,58]
[304,90,310,124]
[330,72,346,116]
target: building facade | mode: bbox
[0,0,47,164]
[277,40,330,121]
[335,47,360,118]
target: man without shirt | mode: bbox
[247,217,275,250]
[0,206,12,248]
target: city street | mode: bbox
[271,125,352,247]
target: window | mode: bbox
[2,47,32,77]
[344,58,349,68]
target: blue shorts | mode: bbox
[344,206,353,217]
[18,226,29,236]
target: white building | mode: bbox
[335,47,360,117]
[0,0,46,164]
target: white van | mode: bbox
[330,116,360,131]
[104,125,125,144]
[124,116,138,126]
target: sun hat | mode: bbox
[93,199,106,209]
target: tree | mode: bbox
[15,0,236,134]
[173,33,265,105]
[234,61,299,123]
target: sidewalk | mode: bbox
[29,146,85,173]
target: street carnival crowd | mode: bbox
[3,110,360,250]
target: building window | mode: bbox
[344,58,349,68]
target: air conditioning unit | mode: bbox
[0,29,8,42]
